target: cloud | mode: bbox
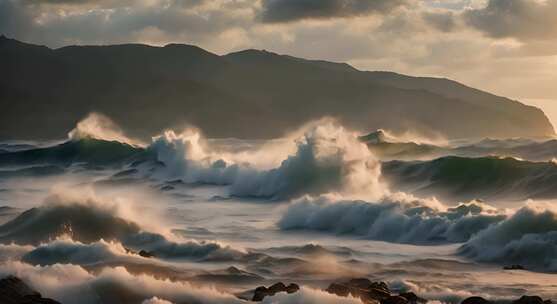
[422,11,457,32]
[0,0,254,48]
[0,0,34,41]
[1,0,556,111]
[464,0,557,41]
[259,0,408,23]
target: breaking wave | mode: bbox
[279,195,557,271]
[383,156,557,202]
[362,128,557,162]
[68,112,144,147]
[151,122,385,200]
[22,239,127,266]
[278,195,505,244]
[459,204,557,271]
[0,261,243,304]
[0,190,242,262]
[0,137,148,167]
[0,261,365,304]
[3,115,386,200]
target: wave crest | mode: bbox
[278,195,505,244]
[459,204,557,271]
[0,189,243,262]
[151,123,385,199]
[68,112,143,146]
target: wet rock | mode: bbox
[349,278,375,289]
[268,282,287,294]
[461,296,491,304]
[138,250,155,258]
[399,292,427,304]
[124,247,154,258]
[0,275,61,304]
[370,281,390,294]
[285,283,300,294]
[513,296,547,304]
[382,295,409,304]
[325,278,391,304]
[160,185,175,191]
[326,282,351,297]
[252,286,269,301]
[504,265,525,270]
[251,282,300,301]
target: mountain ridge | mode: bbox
[0,35,553,140]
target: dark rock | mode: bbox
[268,282,287,294]
[251,282,300,301]
[138,250,155,258]
[226,266,242,274]
[367,287,391,300]
[347,278,390,294]
[285,283,299,294]
[461,296,491,304]
[326,283,351,297]
[513,296,545,304]
[504,265,525,270]
[349,278,374,289]
[252,286,269,301]
[400,292,427,304]
[370,281,391,294]
[382,295,409,304]
[125,248,155,258]
[160,185,175,191]
[325,279,391,303]
[0,275,61,304]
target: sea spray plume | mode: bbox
[149,128,229,182]
[150,122,386,199]
[68,112,144,146]
[278,195,505,244]
[152,124,301,171]
[459,203,557,271]
[230,123,385,199]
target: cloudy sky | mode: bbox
[2,0,557,124]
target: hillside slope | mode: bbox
[0,35,553,140]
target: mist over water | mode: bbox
[1,113,557,303]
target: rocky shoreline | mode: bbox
[243,278,554,304]
[1,275,553,304]
[0,276,61,304]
